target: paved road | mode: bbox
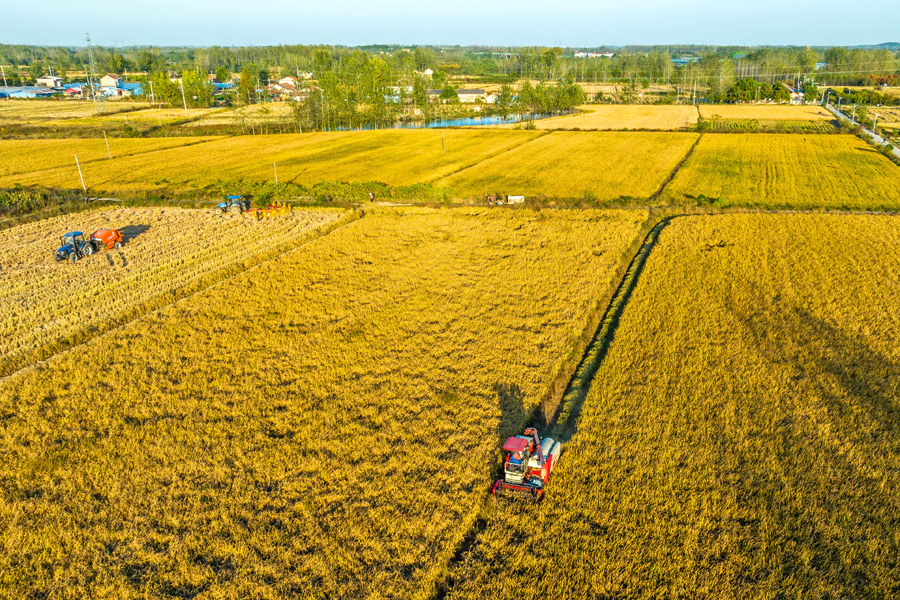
[827,104,900,159]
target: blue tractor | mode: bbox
[216,195,250,216]
[55,231,93,263]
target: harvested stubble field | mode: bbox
[0,206,343,376]
[436,131,699,200]
[446,213,900,599]
[698,104,833,120]
[0,130,541,193]
[0,207,649,599]
[661,133,900,208]
[490,105,699,130]
[0,137,219,179]
[869,107,900,126]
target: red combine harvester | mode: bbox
[492,427,562,501]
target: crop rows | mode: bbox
[710,119,836,133]
[0,207,649,599]
[446,213,900,599]
[0,206,343,376]
[661,133,900,209]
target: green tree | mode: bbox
[215,66,231,83]
[440,85,458,101]
[27,61,44,83]
[238,65,254,104]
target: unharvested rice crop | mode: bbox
[445,213,900,599]
[698,104,833,120]
[0,207,649,599]
[0,137,219,179]
[870,107,900,126]
[0,206,343,376]
[0,130,542,193]
[662,133,900,208]
[0,100,151,122]
[709,119,835,133]
[497,104,699,130]
[437,131,698,200]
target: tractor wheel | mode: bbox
[229,204,241,216]
[83,244,94,256]
[215,207,225,215]
[114,241,123,249]
[70,253,78,263]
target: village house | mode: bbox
[100,74,120,88]
[36,75,62,87]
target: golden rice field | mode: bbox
[0,207,649,599]
[698,104,833,120]
[0,206,343,376]
[0,100,152,121]
[869,107,900,126]
[36,107,224,131]
[496,104,699,130]
[661,133,900,208]
[0,137,219,179]
[446,213,900,599]
[0,130,541,193]
[437,131,699,200]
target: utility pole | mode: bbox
[149,80,154,104]
[274,162,278,184]
[75,154,86,192]
[0,65,9,101]
[85,33,102,113]
[103,130,111,158]
[851,105,856,124]
[179,78,188,114]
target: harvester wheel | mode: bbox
[229,204,241,216]
[114,241,123,249]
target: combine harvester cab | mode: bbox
[492,427,561,501]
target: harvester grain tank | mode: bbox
[492,427,562,501]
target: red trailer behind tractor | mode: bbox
[83,229,124,256]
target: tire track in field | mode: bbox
[648,133,703,203]
[423,214,676,600]
[0,209,363,384]
[423,130,553,185]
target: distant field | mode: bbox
[437,131,699,200]
[493,105,699,131]
[662,134,900,208]
[0,99,151,121]
[0,207,649,599]
[870,107,900,126]
[0,206,342,375]
[699,104,833,120]
[0,130,542,193]
[0,137,219,178]
[447,213,900,599]
[709,119,835,133]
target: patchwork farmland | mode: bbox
[2,90,900,600]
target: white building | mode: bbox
[100,74,120,88]
[36,75,62,87]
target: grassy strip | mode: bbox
[0,208,360,380]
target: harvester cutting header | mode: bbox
[492,427,562,501]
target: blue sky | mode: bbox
[3,0,898,47]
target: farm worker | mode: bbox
[369,192,374,202]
